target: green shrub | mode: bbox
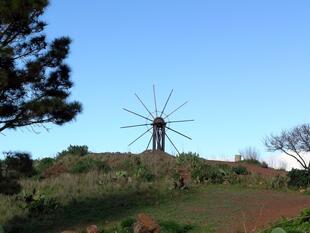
[191,163,208,183]
[120,218,135,229]
[3,152,35,178]
[160,220,193,233]
[287,169,310,188]
[105,218,134,233]
[261,208,310,233]
[204,164,229,184]
[116,170,128,178]
[134,165,155,182]
[57,145,89,157]
[232,166,249,175]
[270,228,286,233]
[0,224,4,233]
[70,158,108,174]
[21,190,59,216]
[189,164,232,184]
[0,178,21,195]
[177,152,201,169]
[36,158,55,175]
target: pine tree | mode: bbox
[0,0,82,133]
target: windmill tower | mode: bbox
[121,85,193,154]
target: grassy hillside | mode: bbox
[0,149,309,233]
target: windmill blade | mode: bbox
[164,101,188,119]
[128,127,152,147]
[135,93,155,119]
[165,132,181,155]
[166,126,192,140]
[146,134,153,150]
[160,89,173,117]
[121,123,152,129]
[153,85,158,116]
[167,119,194,124]
[123,108,153,122]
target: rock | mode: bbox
[134,213,160,233]
[86,225,99,233]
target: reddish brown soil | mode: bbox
[216,189,310,233]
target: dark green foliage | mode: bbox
[4,152,35,178]
[204,164,231,184]
[262,208,310,233]
[70,158,108,174]
[0,177,21,195]
[21,189,59,216]
[35,157,55,174]
[287,169,310,188]
[0,224,4,233]
[191,163,208,183]
[120,218,135,229]
[177,152,201,168]
[57,145,89,157]
[232,166,249,175]
[0,0,81,133]
[134,165,155,182]
[191,163,233,184]
[160,221,193,233]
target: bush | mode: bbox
[261,208,310,233]
[160,220,193,233]
[287,169,310,188]
[0,178,21,195]
[177,152,201,169]
[270,175,288,189]
[21,190,59,216]
[57,145,89,157]
[3,152,35,178]
[134,165,155,182]
[186,163,233,185]
[191,163,208,183]
[232,166,249,175]
[70,158,108,174]
[36,158,55,175]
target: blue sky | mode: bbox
[1,1,310,161]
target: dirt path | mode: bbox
[202,188,310,233]
[222,191,310,233]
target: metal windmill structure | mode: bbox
[121,85,193,154]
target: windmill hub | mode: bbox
[153,117,166,127]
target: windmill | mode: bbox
[121,85,193,154]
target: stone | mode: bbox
[86,225,99,233]
[134,213,160,233]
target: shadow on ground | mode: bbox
[4,188,173,233]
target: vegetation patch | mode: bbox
[261,208,310,233]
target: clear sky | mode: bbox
[1,1,310,162]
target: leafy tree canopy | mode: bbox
[0,0,82,133]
